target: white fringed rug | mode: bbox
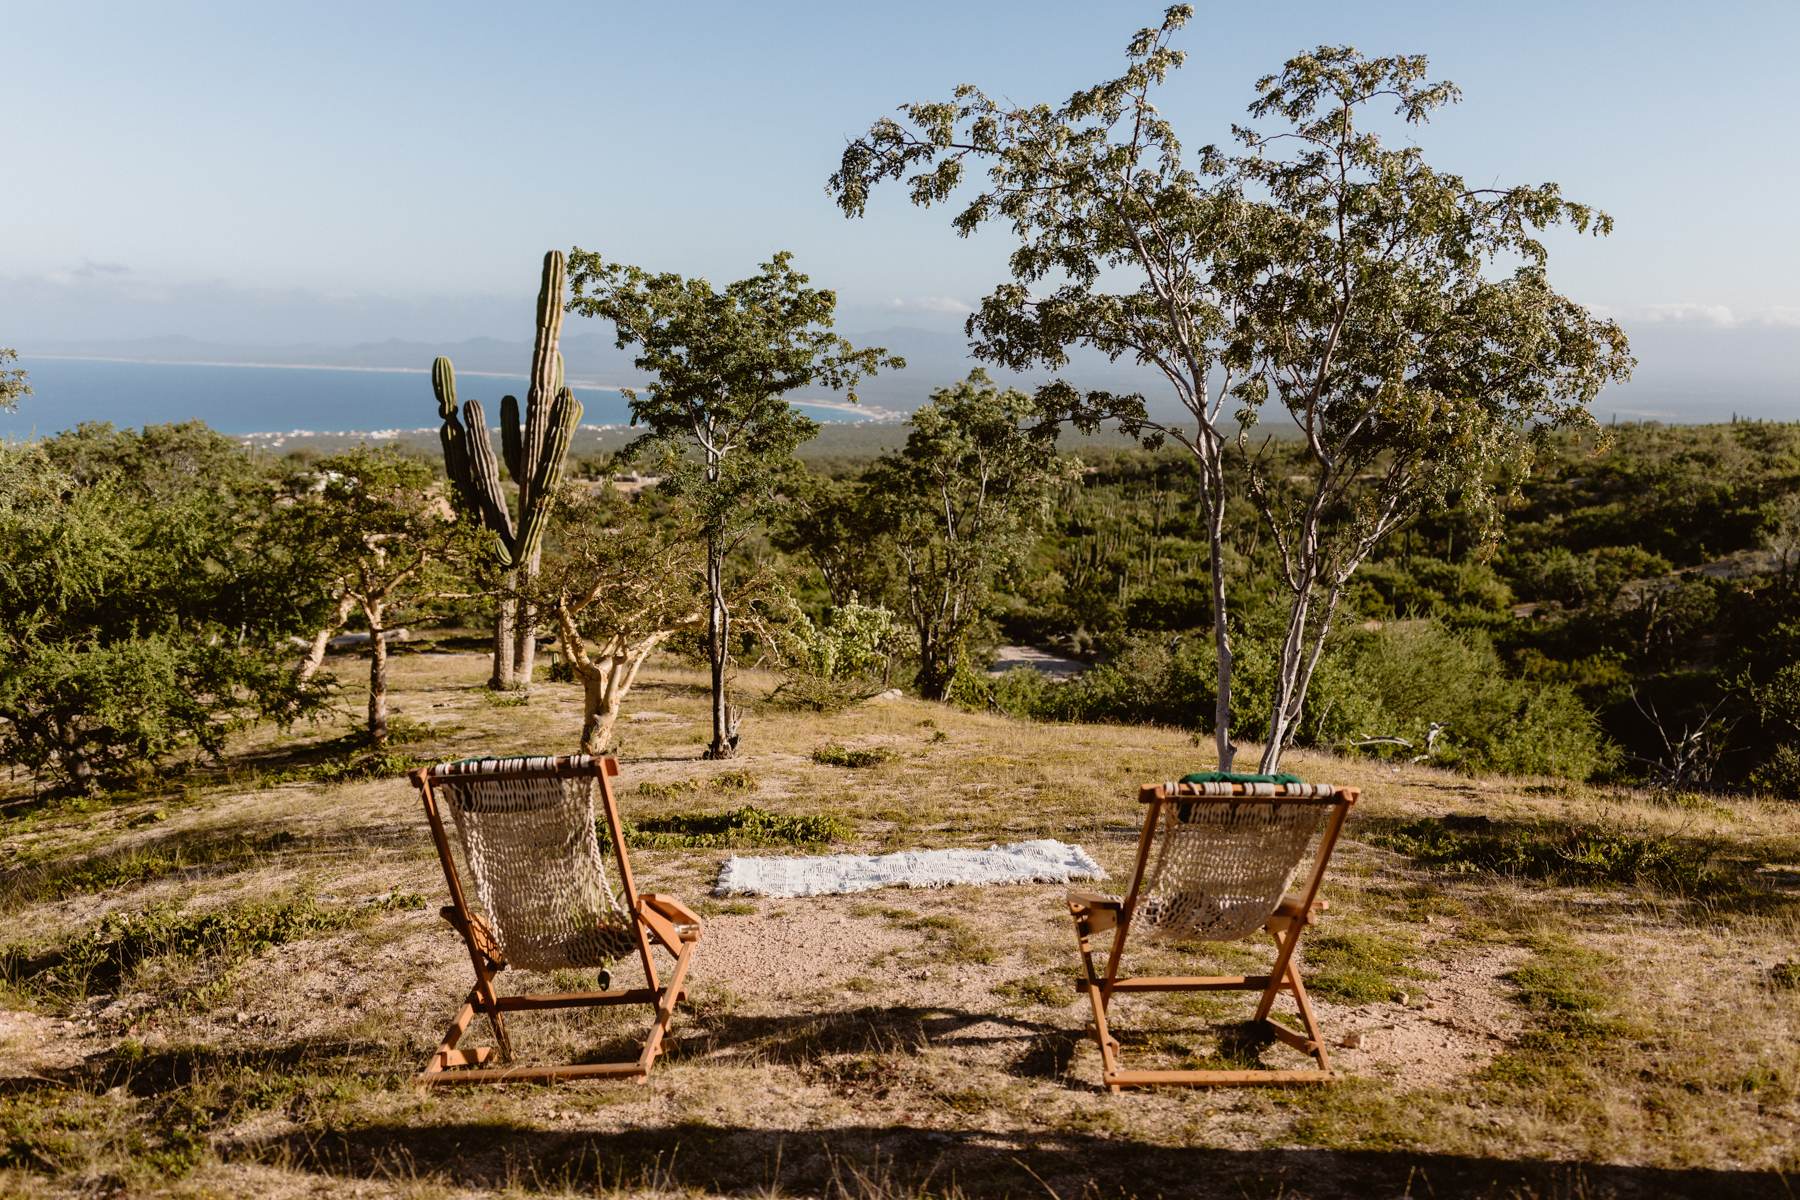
[714,838,1106,898]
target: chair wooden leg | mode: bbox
[1069,911,1335,1088]
[637,935,697,1079]
[471,960,514,1062]
[1283,952,1330,1073]
[1069,900,1125,1091]
[1254,925,1303,1022]
[418,922,703,1086]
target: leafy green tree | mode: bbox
[531,484,706,754]
[0,424,321,791]
[0,348,27,411]
[868,371,1075,699]
[830,6,1631,770]
[280,447,464,745]
[773,470,894,609]
[565,250,899,758]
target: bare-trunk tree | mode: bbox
[365,600,391,745]
[297,592,358,684]
[704,530,734,758]
[535,484,707,757]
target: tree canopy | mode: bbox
[866,371,1075,698]
[830,6,1631,769]
[565,249,900,757]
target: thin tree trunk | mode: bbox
[367,603,390,745]
[512,544,543,687]
[1199,441,1237,773]
[705,535,734,759]
[491,576,517,690]
[1261,575,1351,774]
[298,592,357,683]
[579,667,607,754]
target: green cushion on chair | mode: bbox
[1179,771,1305,785]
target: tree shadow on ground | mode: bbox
[227,1119,1790,1199]
[676,1004,1059,1069]
[1351,812,1797,917]
[0,1035,407,1102]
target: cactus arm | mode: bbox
[513,386,582,564]
[500,394,524,484]
[432,357,459,419]
[461,397,518,564]
[520,250,566,512]
[432,357,484,512]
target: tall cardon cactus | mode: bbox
[433,250,582,687]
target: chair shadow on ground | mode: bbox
[227,1118,1791,1199]
[672,1004,1062,1068]
[528,1003,1303,1090]
[9,1020,1787,1197]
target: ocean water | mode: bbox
[0,357,870,436]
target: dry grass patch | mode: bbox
[0,649,1795,1197]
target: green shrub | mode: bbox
[0,430,328,793]
[973,619,1613,782]
[811,743,897,769]
[612,805,847,850]
[1315,621,1617,780]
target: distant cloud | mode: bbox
[885,295,974,315]
[73,259,130,278]
[1606,302,1800,329]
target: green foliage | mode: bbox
[0,347,27,411]
[531,483,706,751]
[831,10,1630,772]
[978,618,1612,781]
[811,742,898,768]
[770,598,907,711]
[610,805,846,850]
[280,446,466,745]
[0,426,326,792]
[1320,622,1617,779]
[791,599,907,684]
[262,743,426,785]
[565,248,899,757]
[865,371,1076,699]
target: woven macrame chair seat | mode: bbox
[1126,780,1337,942]
[427,757,637,971]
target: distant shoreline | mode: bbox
[21,353,901,421]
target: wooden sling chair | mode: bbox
[409,754,701,1086]
[1067,774,1357,1090]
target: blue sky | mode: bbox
[2,1,1796,411]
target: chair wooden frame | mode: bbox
[409,755,701,1086]
[1067,781,1357,1091]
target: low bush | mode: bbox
[811,743,898,769]
[612,805,847,850]
[977,620,1617,782]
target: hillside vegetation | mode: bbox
[0,651,1794,1198]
